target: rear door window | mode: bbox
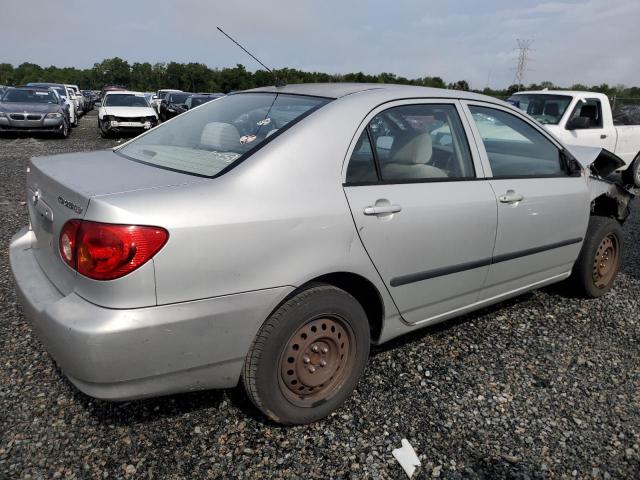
[365,104,475,182]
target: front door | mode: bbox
[463,102,590,299]
[343,101,497,324]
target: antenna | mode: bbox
[216,26,286,87]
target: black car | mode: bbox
[159,91,193,121]
[0,87,71,138]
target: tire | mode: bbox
[57,119,70,139]
[621,155,640,188]
[242,284,370,425]
[98,119,109,138]
[567,216,623,298]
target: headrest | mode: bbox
[200,122,240,151]
[391,133,433,165]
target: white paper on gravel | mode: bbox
[392,439,421,478]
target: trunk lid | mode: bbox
[27,150,205,294]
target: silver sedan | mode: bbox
[10,83,633,424]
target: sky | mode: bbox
[0,0,638,89]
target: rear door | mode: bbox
[343,100,497,325]
[462,102,590,299]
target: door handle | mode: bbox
[498,190,524,204]
[363,204,402,215]
[600,134,607,139]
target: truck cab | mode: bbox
[508,90,640,187]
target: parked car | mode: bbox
[508,90,640,187]
[67,84,87,113]
[0,86,70,138]
[98,90,158,137]
[154,89,182,114]
[26,82,78,127]
[9,84,633,425]
[158,91,192,121]
[81,90,96,111]
[184,93,223,110]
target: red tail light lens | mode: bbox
[59,220,168,280]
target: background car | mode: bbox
[26,82,78,127]
[154,88,182,115]
[97,90,158,137]
[158,91,192,121]
[0,86,70,138]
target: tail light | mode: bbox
[59,220,168,280]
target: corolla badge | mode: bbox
[57,196,83,214]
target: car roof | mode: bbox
[515,90,609,99]
[243,82,502,103]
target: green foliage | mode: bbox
[1,59,639,102]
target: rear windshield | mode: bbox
[117,93,330,177]
[2,89,58,103]
[506,94,572,125]
[105,94,149,107]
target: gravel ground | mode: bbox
[1,111,639,479]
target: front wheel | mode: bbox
[621,155,640,188]
[242,284,370,425]
[56,119,70,139]
[567,216,623,298]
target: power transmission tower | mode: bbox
[513,39,533,90]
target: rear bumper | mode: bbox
[9,227,292,400]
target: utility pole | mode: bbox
[513,39,533,91]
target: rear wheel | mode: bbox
[567,216,623,297]
[242,284,370,425]
[621,155,640,188]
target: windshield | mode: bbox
[118,92,330,177]
[104,94,149,107]
[2,89,58,104]
[506,94,572,125]
[169,93,191,104]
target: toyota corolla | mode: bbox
[10,83,633,424]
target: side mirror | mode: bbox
[182,104,189,110]
[566,116,591,130]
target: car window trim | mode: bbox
[460,100,573,180]
[343,100,480,187]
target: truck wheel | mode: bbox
[621,155,640,188]
[568,216,623,298]
[242,284,370,425]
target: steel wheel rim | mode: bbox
[592,233,619,288]
[279,315,355,407]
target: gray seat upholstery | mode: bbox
[382,132,447,180]
[200,122,241,152]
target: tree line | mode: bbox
[1,57,639,101]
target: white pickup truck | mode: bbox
[508,90,640,187]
